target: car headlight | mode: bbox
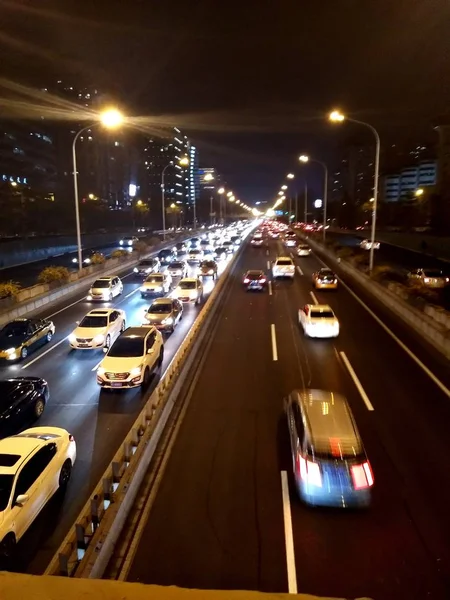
[97,367,106,376]
[162,317,173,325]
[140,286,147,291]
[130,365,142,377]
[92,334,105,344]
[84,258,91,264]
[68,334,77,343]
[5,347,16,355]
[128,240,132,245]
[120,240,124,245]
[154,286,163,291]
[72,257,77,263]
[133,267,138,273]
[87,294,92,300]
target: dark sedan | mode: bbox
[158,248,177,264]
[0,377,49,438]
[0,318,55,361]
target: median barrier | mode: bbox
[44,239,246,579]
[304,235,450,360]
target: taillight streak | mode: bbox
[297,455,322,487]
[350,461,374,490]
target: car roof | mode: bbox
[150,298,174,306]
[179,277,198,283]
[86,309,114,316]
[246,269,264,275]
[319,267,333,272]
[276,256,293,261]
[121,326,155,339]
[94,277,114,282]
[145,272,165,277]
[0,436,41,475]
[309,304,333,312]
[292,389,363,456]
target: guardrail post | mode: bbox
[75,522,87,550]
[123,441,132,463]
[90,495,100,531]
[130,427,139,446]
[103,477,113,504]
[58,552,70,576]
[112,461,122,483]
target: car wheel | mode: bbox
[46,331,53,343]
[105,334,111,349]
[33,397,45,419]
[0,533,16,559]
[59,460,72,489]
[141,367,150,388]
[121,321,126,332]
[20,346,28,360]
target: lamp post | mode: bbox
[161,156,189,239]
[218,187,225,225]
[329,110,380,273]
[10,181,25,237]
[299,155,328,241]
[72,108,123,270]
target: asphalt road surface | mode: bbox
[125,239,450,599]
[0,252,231,574]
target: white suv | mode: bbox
[97,326,164,389]
[272,257,295,279]
[87,276,123,301]
[298,304,340,338]
[69,308,126,350]
[0,427,76,558]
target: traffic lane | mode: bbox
[127,246,288,592]
[4,263,225,573]
[272,255,448,599]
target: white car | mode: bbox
[408,268,449,289]
[69,308,126,350]
[0,427,76,557]
[298,304,340,338]
[167,260,188,278]
[360,239,380,251]
[297,244,311,257]
[187,249,204,264]
[272,257,295,279]
[87,276,123,301]
[284,235,297,248]
[172,278,204,304]
[140,272,172,298]
[120,236,139,247]
[97,326,164,389]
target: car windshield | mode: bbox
[107,337,144,357]
[159,250,172,256]
[277,259,293,266]
[0,474,13,511]
[148,303,172,314]
[299,245,309,250]
[201,261,215,268]
[216,247,226,252]
[79,316,108,328]
[1,322,29,337]
[145,275,164,283]
[319,270,334,278]
[139,260,156,267]
[310,310,334,319]
[247,271,263,280]
[424,270,444,277]
[190,250,201,255]
[179,281,196,290]
[92,280,110,288]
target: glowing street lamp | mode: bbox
[226,191,233,197]
[278,191,284,196]
[286,173,295,179]
[299,154,309,164]
[281,185,288,190]
[415,188,424,197]
[218,187,225,194]
[299,153,328,241]
[100,108,123,128]
[329,110,345,122]
[179,156,189,167]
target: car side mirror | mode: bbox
[147,348,154,354]
[75,321,80,325]
[15,494,29,507]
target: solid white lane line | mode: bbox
[310,291,319,305]
[267,260,271,270]
[281,471,298,595]
[22,335,70,370]
[290,252,294,259]
[296,265,304,276]
[271,323,278,361]
[268,281,273,296]
[91,359,103,372]
[266,249,269,256]
[340,351,374,411]
[46,297,86,318]
[125,287,140,299]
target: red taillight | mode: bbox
[244,278,250,283]
[296,455,322,487]
[69,434,75,442]
[351,461,374,490]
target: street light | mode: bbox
[281,185,288,190]
[278,191,284,196]
[286,173,295,179]
[298,154,329,242]
[415,188,424,197]
[226,191,233,197]
[72,107,124,269]
[329,109,380,273]
[161,156,189,239]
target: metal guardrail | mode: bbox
[44,242,244,578]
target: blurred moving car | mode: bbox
[167,260,188,279]
[251,236,264,247]
[174,242,187,255]
[296,244,311,257]
[0,377,49,437]
[285,389,373,508]
[140,272,172,298]
[272,257,295,279]
[198,260,218,279]
[360,239,380,251]
[0,427,76,557]
[142,298,183,332]
[97,327,164,389]
[119,236,139,247]
[158,248,176,265]
[69,308,126,350]
[284,232,297,247]
[71,250,105,265]
[298,304,339,338]
[87,276,123,301]
[408,268,449,289]
[243,270,267,291]
[0,318,55,361]
[133,258,160,278]
[214,247,228,261]
[172,278,204,304]
[312,268,338,290]
[187,248,204,264]
[222,240,234,254]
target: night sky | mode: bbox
[1,0,450,203]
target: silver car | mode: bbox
[285,389,374,508]
[140,272,172,298]
[142,298,183,333]
[167,260,188,278]
[87,276,123,301]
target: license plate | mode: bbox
[111,382,123,388]
[78,343,89,348]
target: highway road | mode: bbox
[123,238,450,599]
[0,250,232,574]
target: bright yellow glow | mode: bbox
[226,191,233,197]
[100,108,123,129]
[281,185,288,190]
[369,197,374,202]
[179,157,189,166]
[218,187,225,194]
[230,195,235,201]
[204,172,214,181]
[10,181,18,187]
[329,110,345,122]
[286,173,295,179]
[88,193,95,200]
[229,197,235,203]
[415,188,424,197]
[137,199,143,206]
[266,208,275,217]
[299,155,309,163]
[170,203,176,208]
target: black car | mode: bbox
[158,248,177,264]
[133,258,160,278]
[0,377,49,438]
[0,318,55,361]
[174,242,187,255]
